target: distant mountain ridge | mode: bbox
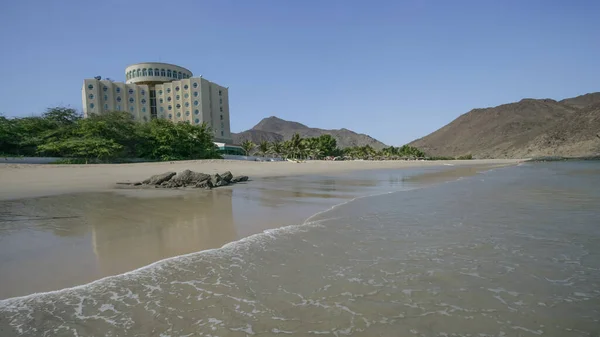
[232,117,386,149]
[409,92,600,158]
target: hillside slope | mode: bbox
[409,93,600,158]
[232,117,386,149]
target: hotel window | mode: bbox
[142,68,147,76]
[167,70,172,78]
[116,96,122,102]
[195,118,200,124]
[194,100,199,106]
[193,92,198,97]
[184,84,188,90]
[89,94,94,99]
[104,94,108,101]
[184,93,189,99]
[166,88,171,94]
[168,105,172,110]
[175,86,180,92]
[178,72,182,79]
[116,87,121,93]
[103,86,108,92]
[104,104,108,110]
[220,107,223,112]
[194,109,199,115]
[167,97,172,102]
[168,114,172,119]
[176,112,181,117]
[219,90,222,96]
[220,115,223,120]
[176,95,180,100]
[128,89,134,95]
[129,97,134,103]
[185,102,189,107]
[148,68,153,76]
[221,131,224,136]
[161,69,166,76]
[185,111,190,116]
[193,82,198,89]
[176,104,181,109]
[87,84,93,90]
[172,71,177,79]
[137,69,141,77]
[220,98,222,104]
[141,99,146,104]
[142,107,146,113]
[141,90,146,96]
[117,105,121,110]
[158,90,163,95]
[130,106,134,112]
[90,103,95,108]
[221,122,224,128]
[159,98,163,104]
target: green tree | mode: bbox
[317,134,337,157]
[241,140,255,156]
[268,141,284,158]
[256,140,269,157]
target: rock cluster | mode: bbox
[118,170,249,190]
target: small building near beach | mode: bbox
[82,62,232,143]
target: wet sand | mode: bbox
[0,159,521,201]
[0,162,517,299]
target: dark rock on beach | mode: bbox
[142,172,176,185]
[231,175,249,183]
[119,170,247,190]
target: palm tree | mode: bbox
[268,141,284,158]
[257,140,269,157]
[240,140,255,156]
[288,133,303,159]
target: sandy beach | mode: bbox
[0,159,521,201]
[0,159,520,299]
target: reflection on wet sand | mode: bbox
[0,165,504,299]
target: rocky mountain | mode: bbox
[232,117,387,149]
[409,92,600,158]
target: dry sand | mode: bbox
[0,159,522,201]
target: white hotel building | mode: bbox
[82,62,232,143]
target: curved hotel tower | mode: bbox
[82,62,231,143]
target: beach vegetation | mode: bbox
[240,140,255,156]
[0,107,221,162]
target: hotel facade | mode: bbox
[82,62,232,143]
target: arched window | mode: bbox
[161,69,166,76]
[167,69,172,78]
[126,72,129,80]
[136,69,141,77]
[178,72,182,79]
[155,68,160,76]
[148,68,153,76]
[142,68,147,76]
[172,70,177,79]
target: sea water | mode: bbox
[1,162,598,336]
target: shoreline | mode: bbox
[0,162,515,303]
[0,159,522,201]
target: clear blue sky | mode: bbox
[1,0,598,145]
